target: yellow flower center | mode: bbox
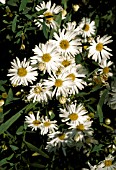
[17,68,27,77]
[32,120,41,126]
[96,43,103,51]
[58,133,65,140]
[60,40,70,50]
[76,124,85,131]
[42,53,51,62]
[67,73,76,81]
[44,121,51,127]
[103,67,109,74]
[55,79,63,87]
[83,24,90,31]
[44,12,54,23]
[69,113,78,120]
[104,160,112,167]
[62,60,71,67]
[34,86,42,94]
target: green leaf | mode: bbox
[97,89,108,123]
[10,145,19,151]
[0,106,26,135]
[29,163,45,168]
[0,154,14,166]
[12,15,18,33]
[42,22,50,39]
[19,0,28,12]
[5,88,13,105]
[16,125,24,135]
[24,141,49,159]
[91,144,103,153]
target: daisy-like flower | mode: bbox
[87,35,113,63]
[39,116,58,135]
[43,70,73,99]
[34,0,63,30]
[27,82,52,103]
[31,42,62,75]
[59,103,88,124]
[63,21,81,34]
[97,154,116,170]
[7,57,38,86]
[25,112,42,131]
[46,131,70,155]
[65,65,87,95]
[98,59,113,77]
[0,0,5,4]
[78,17,96,39]
[49,28,82,56]
[68,120,93,142]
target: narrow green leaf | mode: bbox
[12,15,18,33]
[10,145,19,151]
[97,89,108,123]
[29,163,45,168]
[0,106,26,135]
[19,0,28,12]
[24,141,49,159]
[5,88,13,105]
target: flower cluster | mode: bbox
[6,0,116,168]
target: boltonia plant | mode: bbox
[0,0,116,169]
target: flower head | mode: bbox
[88,35,113,63]
[34,0,63,30]
[25,112,42,131]
[7,57,38,86]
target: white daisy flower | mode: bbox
[27,82,52,103]
[34,0,63,30]
[7,57,38,86]
[68,120,93,142]
[97,154,116,170]
[49,28,82,56]
[39,116,58,135]
[31,42,62,75]
[0,0,5,4]
[60,55,76,68]
[66,65,87,95]
[98,59,113,77]
[63,21,81,34]
[59,103,88,124]
[25,112,42,131]
[88,35,113,63]
[43,71,73,99]
[78,17,96,39]
[46,131,70,155]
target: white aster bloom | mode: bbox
[59,103,88,124]
[63,21,81,34]
[7,57,38,86]
[43,71,73,99]
[31,42,62,75]
[66,65,87,95]
[46,131,70,155]
[40,116,58,135]
[0,0,5,4]
[88,35,113,63]
[27,82,52,103]
[49,28,82,56]
[68,120,93,142]
[34,0,63,30]
[25,112,42,131]
[98,59,113,77]
[97,154,116,170]
[78,17,96,39]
